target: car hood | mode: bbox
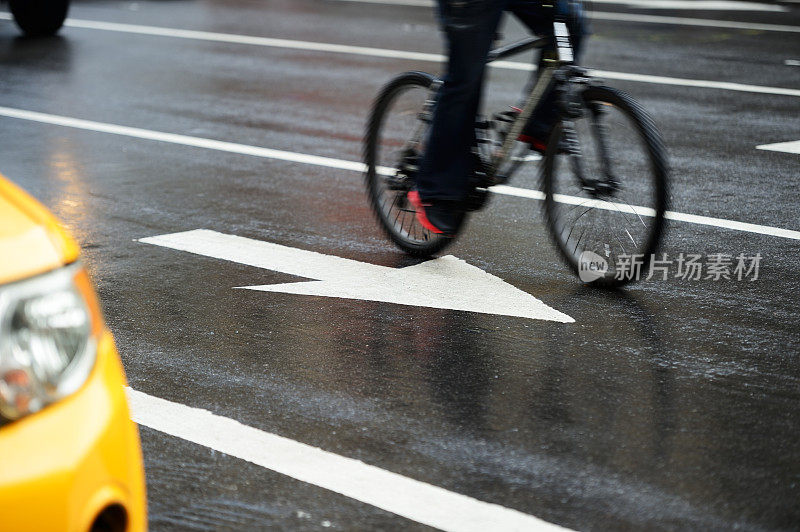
[0,174,80,284]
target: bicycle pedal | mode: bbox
[386,175,411,190]
[492,109,519,123]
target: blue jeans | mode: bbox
[417,0,586,202]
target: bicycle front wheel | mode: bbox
[364,71,464,256]
[543,86,669,287]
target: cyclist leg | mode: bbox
[416,0,505,204]
[508,0,587,143]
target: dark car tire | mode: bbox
[10,0,70,37]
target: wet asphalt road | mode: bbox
[2,0,800,530]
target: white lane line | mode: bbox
[578,0,787,10]
[0,12,441,62]
[589,11,800,33]
[1,13,798,97]
[127,388,570,532]
[661,210,800,239]
[490,186,800,241]
[588,70,800,97]
[756,140,800,154]
[0,106,368,172]
[328,0,787,11]
[1,105,799,242]
[321,0,800,32]
[324,0,433,5]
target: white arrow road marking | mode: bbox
[756,140,800,155]
[246,256,572,322]
[126,388,572,532]
[141,228,383,280]
[139,229,574,323]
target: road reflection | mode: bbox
[1,33,73,70]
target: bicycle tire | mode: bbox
[543,85,669,287]
[364,71,465,257]
[10,0,70,37]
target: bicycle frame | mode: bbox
[479,21,618,198]
[485,21,576,177]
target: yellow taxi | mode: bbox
[0,173,146,532]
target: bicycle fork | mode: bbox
[565,105,621,198]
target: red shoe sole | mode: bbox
[517,134,548,153]
[407,190,446,235]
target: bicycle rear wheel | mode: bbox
[543,86,669,287]
[365,71,464,256]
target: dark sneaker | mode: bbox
[407,190,458,237]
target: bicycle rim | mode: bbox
[544,86,669,287]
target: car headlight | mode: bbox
[0,263,100,423]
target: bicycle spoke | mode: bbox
[616,194,649,229]
[604,199,640,246]
[563,205,593,245]
[572,226,589,255]
[604,210,629,255]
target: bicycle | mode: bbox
[364,16,669,287]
